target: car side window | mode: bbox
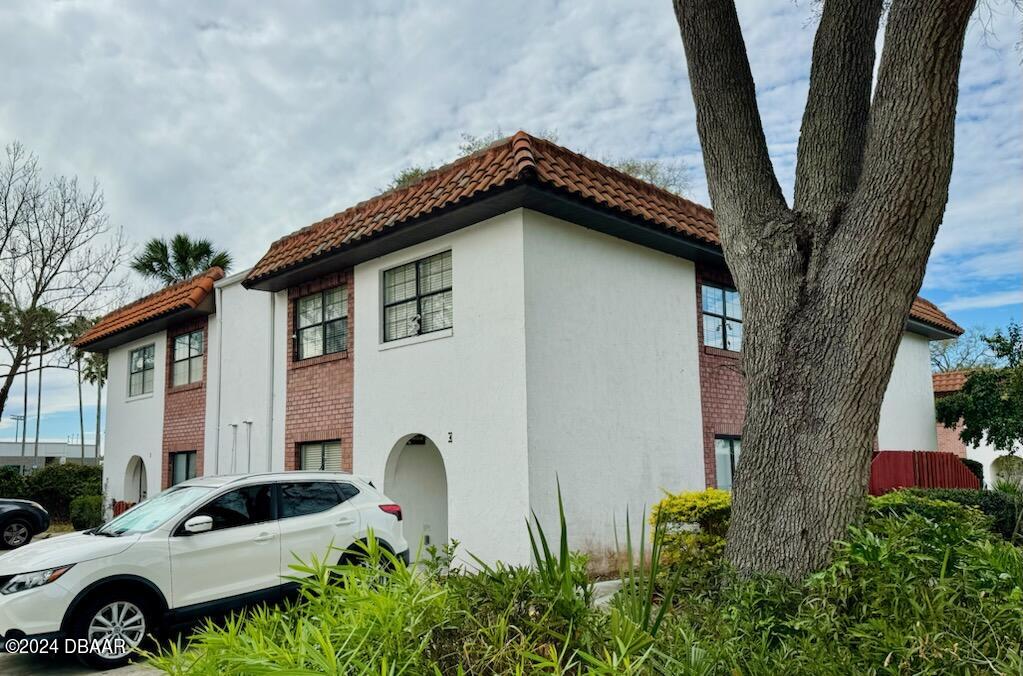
[195,484,274,531]
[279,482,344,518]
[337,482,360,502]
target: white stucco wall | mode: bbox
[204,272,288,477]
[103,331,167,502]
[521,211,705,560]
[353,210,532,566]
[878,332,938,451]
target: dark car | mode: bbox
[0,499,49,549]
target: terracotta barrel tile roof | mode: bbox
[933,370,970,395]
[244,131,717,285]
[74,267,224,348]
[910,297,963,336]
[243,130,961,335]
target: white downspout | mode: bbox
[214,285,225,475]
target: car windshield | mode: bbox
[94,486,213,536]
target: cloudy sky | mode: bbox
[1,0,1020,445]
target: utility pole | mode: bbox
[11,415,24,442]
[21,363,28,459]
[33,351,42,463]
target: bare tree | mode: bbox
[674,0,980,578]
[0,142,126,419]
[930,326,998,372]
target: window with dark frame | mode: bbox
[383,250,452,342]
[299,440,343,471]
[170,450,197,485]
[715,436,742,491]
[701,283,743,351]
[295,286,348,360]
[128,344,155,397]
[172,329,204,386]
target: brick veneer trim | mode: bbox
[161,317,209,489]
[283,270,355,472]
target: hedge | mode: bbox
[0,465,28,499]
[70,495,104,530]
[26,463,102,521]
[905,487,1020,541]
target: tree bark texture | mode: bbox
[674,0,976,578]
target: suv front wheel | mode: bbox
[70,594,153,669]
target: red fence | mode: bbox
[869,450,979,495]
[112,500,135,516]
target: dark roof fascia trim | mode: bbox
[243,182,726,292]
[78,299,216,353]
[906,317,959,341]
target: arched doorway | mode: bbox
[124,455,148,503]
[384,434,448,555]
[992,455,1023,489]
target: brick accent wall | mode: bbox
[695,262,745,488]
[934,393,968,458]
[283,270,355,472]
[161,317,209,489]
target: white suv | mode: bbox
[0,471,407,669]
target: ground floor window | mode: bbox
[300,440,343,471]
[715,436,741,490]
[170,451,197,485]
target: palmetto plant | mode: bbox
[130,234,232,285]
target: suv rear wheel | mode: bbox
[70,594,153,669]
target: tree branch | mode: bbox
[793,0,884,222]
[673,0,788,238]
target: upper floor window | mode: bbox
[715,436,742,491]
[383,250,452,342]
[296,286,348,360]
[172,329,204,386]
[129,344,155,397]
[702,283,742,351]
[299,440,343,471]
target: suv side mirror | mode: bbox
[183,515,213,534]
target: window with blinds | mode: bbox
[295,286,348,360]
[128,344,155,396]
[299,440,343,471]
[172,329,204,386]
[383,250,452,342]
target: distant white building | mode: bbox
[0,440,100,472]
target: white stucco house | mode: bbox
[76,132,963,566]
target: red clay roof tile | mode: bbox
[74,267,224,348]
[933,370,970,395]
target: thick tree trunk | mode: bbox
[674,0,977,578]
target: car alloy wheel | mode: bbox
[2,520,29,547]
[86,600,147,659]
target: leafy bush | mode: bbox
[0,465,27,499]
[70,495,104,530]
[905,487,1021,541]
[26,463,102,521]
[651,488,730,571]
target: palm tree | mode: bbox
[131,234,232,284]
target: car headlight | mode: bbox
[0,565,74,595]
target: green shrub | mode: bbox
[651,488,730,570]
[69,495,104,530]
[961,457,984,484]
[905,487,1021,541]
[0,465,27,499]
[26,463,102,521]
[868,489,993,532]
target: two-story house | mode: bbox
[75,132,962,565]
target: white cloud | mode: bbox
[942,289,1023,312]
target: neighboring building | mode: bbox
[933,370,1022,487]
[76,132,962,565]
[0,440,99,473]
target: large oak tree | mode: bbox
[673,0,982,578]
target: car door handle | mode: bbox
[253,532,276,542]
[335,517,355,526]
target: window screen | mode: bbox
[702,284,743,351]
[383,251,452,341]
[129,344,155,396]
[299,440,343,471]
[296,286,348,360]
[172,330,204,385]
